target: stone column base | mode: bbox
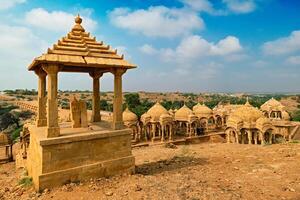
[112,121,125,130]
[47,127,60,138]
[91,114,101,123]
[36,119,47,127]
[26,126,134,191]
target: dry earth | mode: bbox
[1,143,300,200]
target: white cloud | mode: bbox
[0,24,47,59]
[155,35,242,61]
[109,6,204,38]
[139,44,158,55]
[286,56,300,65]
[181,0,226,15]
[182,0,214,13]
[211,36,242,55]
[25,8,97,32]
[0,0,26,10]
[223,0,256,14]
[0,24,48,74]
[262,30,300,55]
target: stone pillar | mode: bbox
[89,71,103,122]
[35,69,47,127]
[226,130,230,143]
[161,125,165,142]
[253,132,258,144]
[235,131,239,144]
[248,130,252,144]
[169,125,173,141]
[112,69,126,130]
[260,132,265,145]
[43,65,60,138]
[151,124,156,142]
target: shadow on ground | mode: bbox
[135,155,208,175]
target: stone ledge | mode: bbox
[39,128,131,146]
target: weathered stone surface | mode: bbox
[26,126,135,191]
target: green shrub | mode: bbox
[11,126,23,141]
[18,176,32,187]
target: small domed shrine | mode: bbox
[175,104,198,137]
[22,15,136,191]
[193,103,215,129]
[123,108,139,142]
[226,100,275,145]
[141,102,174,142]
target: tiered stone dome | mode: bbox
[175,104,194,121]
[146,102,169,122]
[28,15,136,72]
[123,108,138,123]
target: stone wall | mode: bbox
[26,126,135,190]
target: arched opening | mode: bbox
[270,111,276,118]
[199,118,208,129]
[240,129,249,144]
[263,129,273,144]
[277,111,282,119]
[226,128,237,143]
[215,115,223,128]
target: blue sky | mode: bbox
[0,0,299,93]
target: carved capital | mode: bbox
[42,64,59,75]
[34,68,47,78]
[89,71,103,79]
[111,68,126,77]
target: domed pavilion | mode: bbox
[193,103,214,130]
[175,104,198,137]
[141,102,174,142]
[23,15,136,190]
[123,108,139,142]
[226,100,274,145]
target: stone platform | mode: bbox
[26,123,135,191]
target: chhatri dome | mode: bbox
[261,98,284,111]
[145,102,169,122]
[228,99,264,124]
[123,108,138,123]
[193,103,212,117]
[175,104,194,121]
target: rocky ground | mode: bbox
[1,142,300,200]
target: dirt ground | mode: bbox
[1,143,300,200]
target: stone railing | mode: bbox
[14,101,38,113]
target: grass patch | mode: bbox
[18,176,33,187]
[289,140,300,144]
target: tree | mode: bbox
[0,112,19,131]
[124,93,141,109]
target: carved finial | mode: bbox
[75,14,82,24]
[72,14,85,32]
